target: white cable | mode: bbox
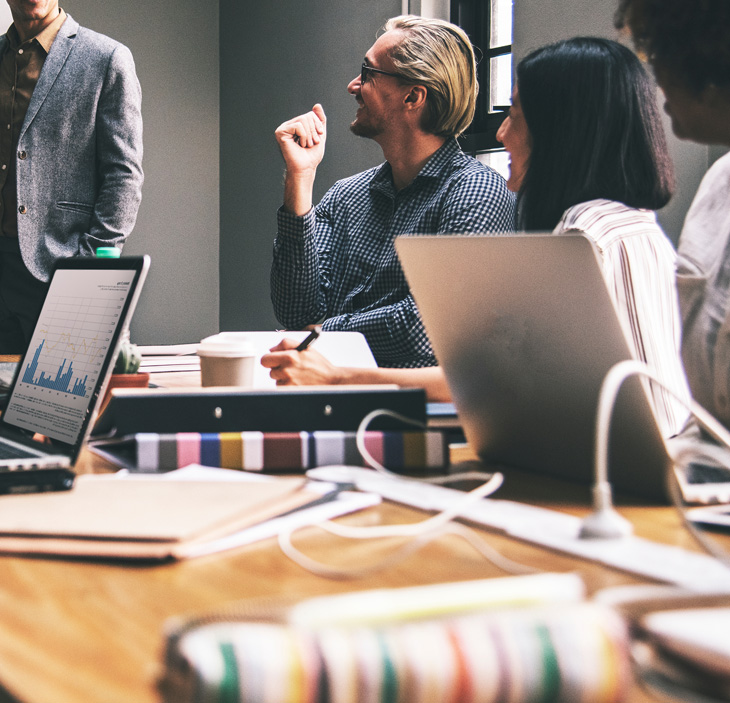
[354,408,427,475]
[354,407,503,487]
[281,366,730,573]
[315,472,503,539]
[586,359,730,564]
[596,361,730,462]
[668,442,730,568]
[277,471,519,579]
[277,408,540,579]
[278,519,539,580]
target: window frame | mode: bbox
[450,0,512,155]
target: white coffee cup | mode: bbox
[197,334,256,387]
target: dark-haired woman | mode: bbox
[497,37,689,437]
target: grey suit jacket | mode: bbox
[0,15,143,281]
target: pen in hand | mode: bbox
[295,326,321,352]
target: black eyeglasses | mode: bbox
[360,63,405,84]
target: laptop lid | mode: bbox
[0,255,150,466]
[395,234,671,501]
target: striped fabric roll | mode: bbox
[162,603,630,703]
[132,430,448,473]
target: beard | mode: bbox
[349,120,379,138]
[349,106,382,139]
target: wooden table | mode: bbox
[0,364,719,703]
[0,449,713,703]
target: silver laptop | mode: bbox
[0,255,150,491]
[395,233,672,501]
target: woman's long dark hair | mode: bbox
[516,37,674,231]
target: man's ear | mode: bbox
[404,85,428,109]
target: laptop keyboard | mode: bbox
[686,462,730,484]
[0,443,37,461]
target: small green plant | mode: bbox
[113,339,141,374]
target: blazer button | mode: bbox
[18,205,26,214]
[18,150,27,160]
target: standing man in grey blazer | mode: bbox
[0,0,143,352]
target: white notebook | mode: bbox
[138,331,377,388]
[211,331,378,389]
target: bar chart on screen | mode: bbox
[22,339,91,397]
[22,299,120,400]
[3,269,135,443]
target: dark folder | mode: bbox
[92,386,427,436]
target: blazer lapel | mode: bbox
[20,15,79,138]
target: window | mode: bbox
[450,0,513,174]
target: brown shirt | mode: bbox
[0,9,66,238]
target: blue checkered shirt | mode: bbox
[271,139,516,367]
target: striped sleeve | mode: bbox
[556,200,691,437]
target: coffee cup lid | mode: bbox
[197,334,255,357]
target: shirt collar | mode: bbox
[8,8,66,53]
[416,138,461,179]
[371,137,462,192]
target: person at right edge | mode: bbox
[616,0,730,430]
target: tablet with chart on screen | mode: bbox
[0,255,149,489]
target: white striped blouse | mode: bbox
[554,199,691,438]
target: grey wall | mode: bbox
[219,0,400,331]
[3,0,723,343]
[513,0,710,244]
[219,0,716,337]
[57,0,220,344]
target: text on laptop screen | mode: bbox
[3,268,137,443]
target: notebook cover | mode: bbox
[0,474,310,546]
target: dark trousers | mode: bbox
[0,238,48,354]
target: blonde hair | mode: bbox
[383,15,478,138]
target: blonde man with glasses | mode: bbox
[268,15,514,379]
